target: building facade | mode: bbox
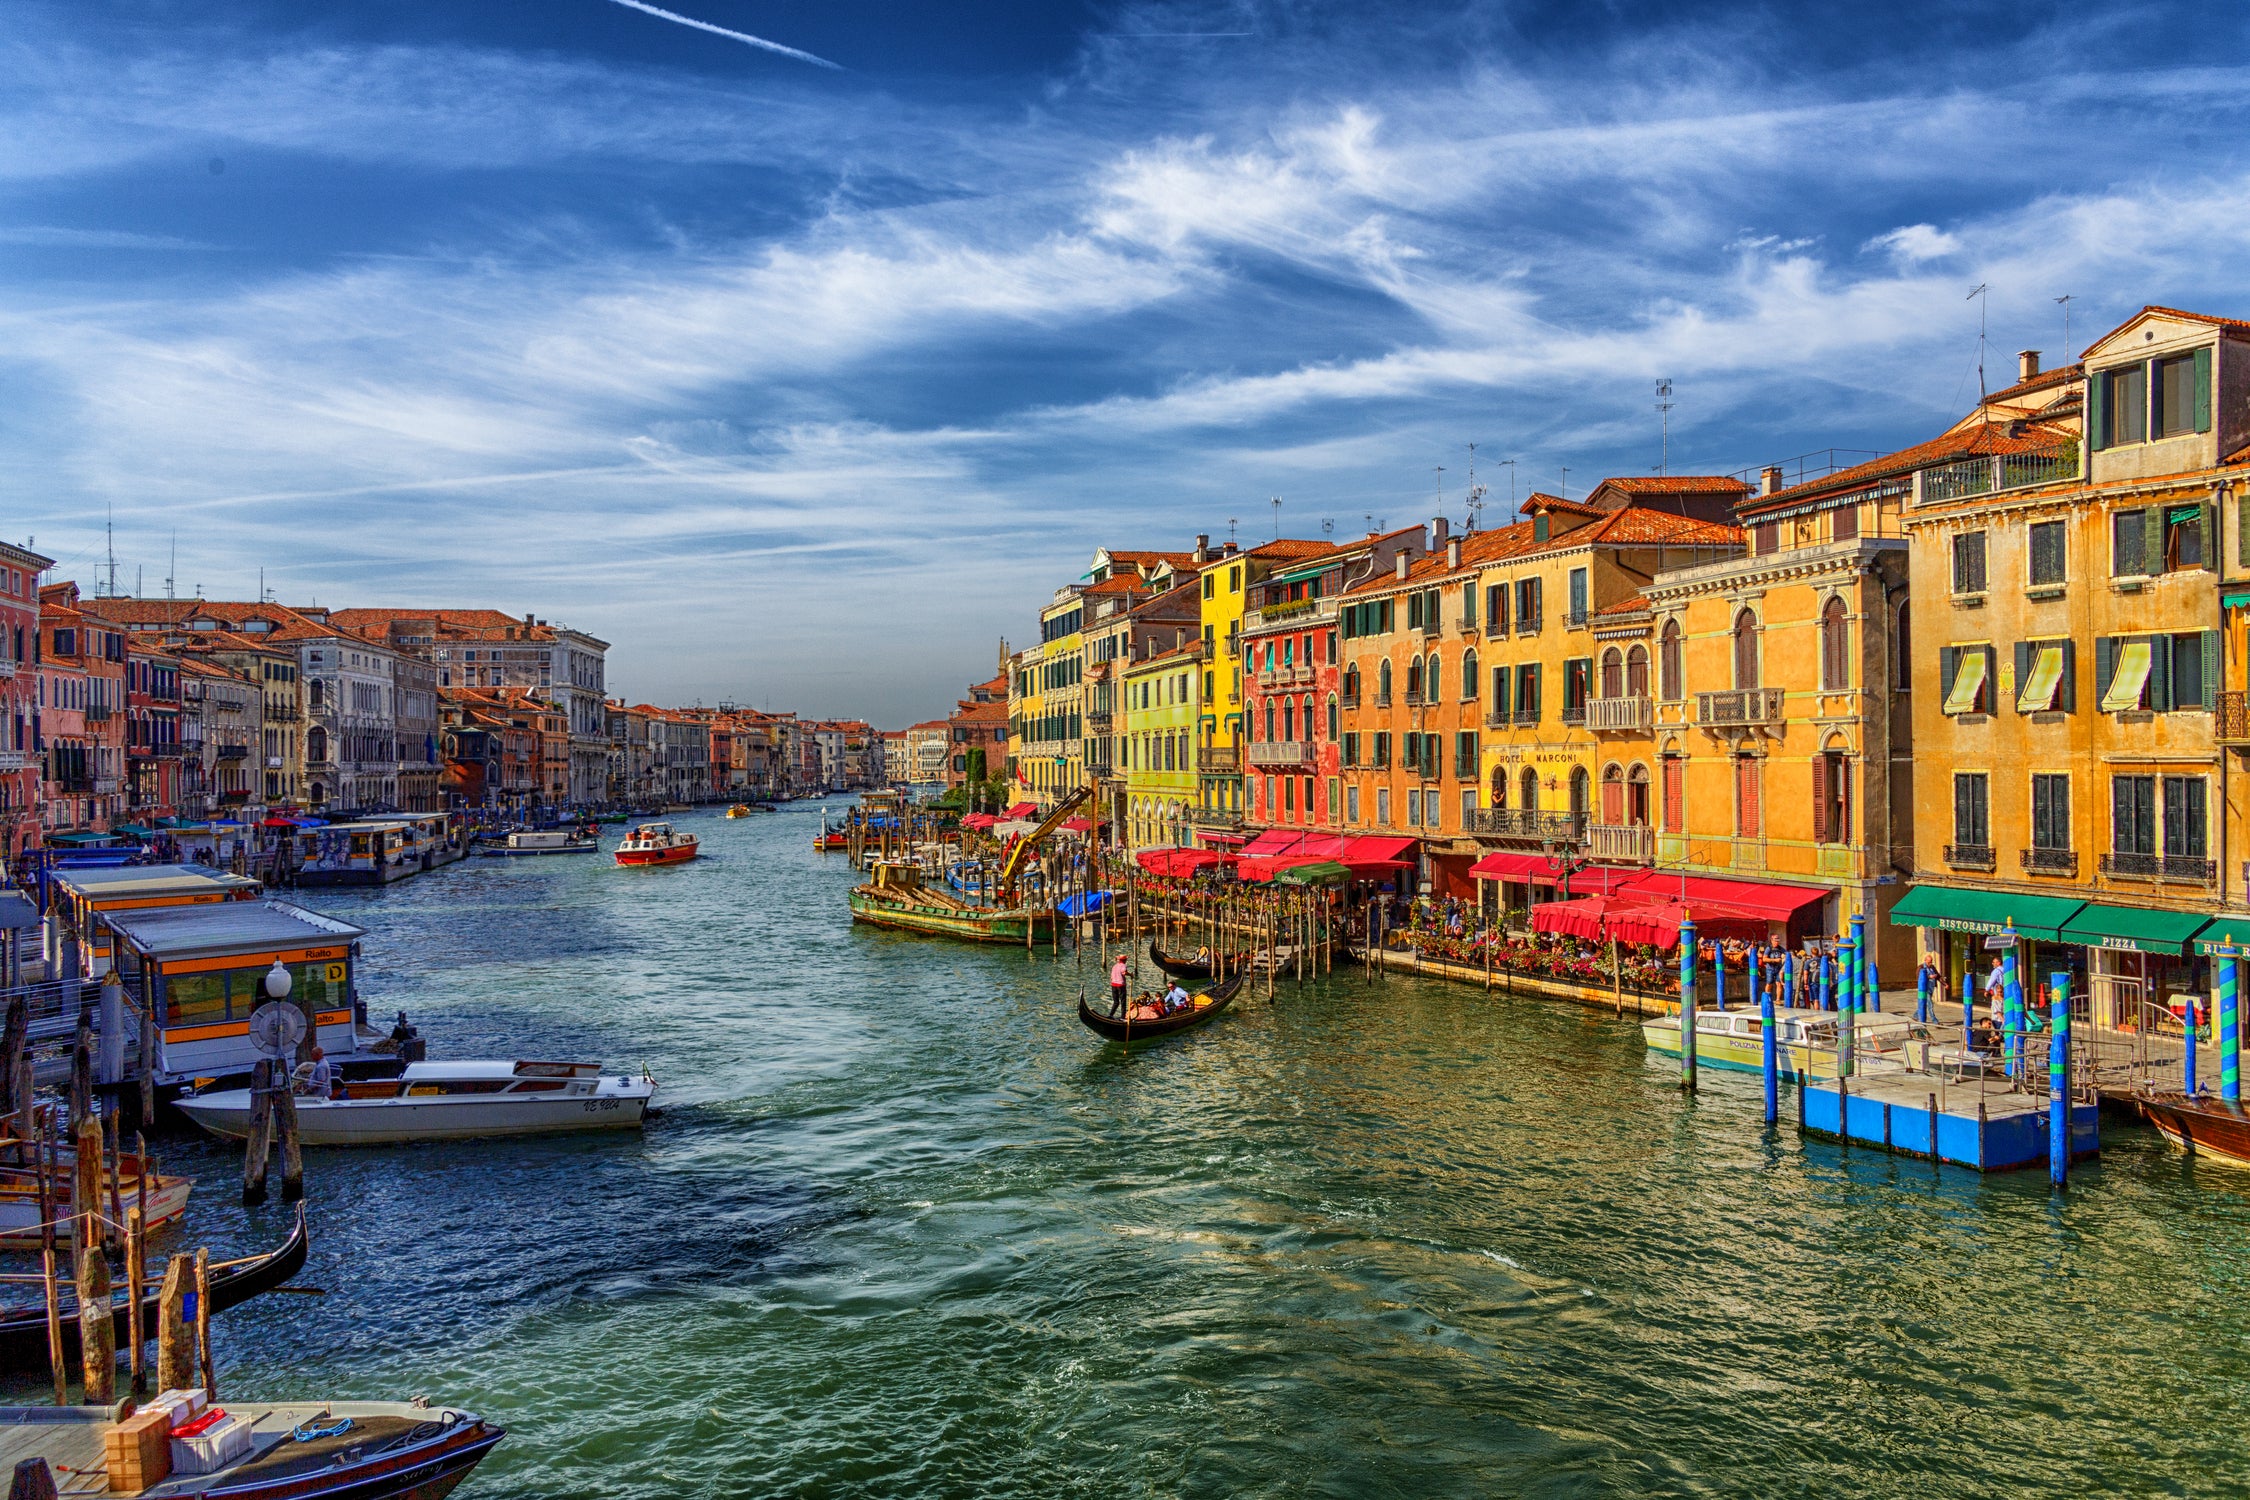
[0,541,51,865]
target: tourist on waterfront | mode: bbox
[1109,954,1129,1017]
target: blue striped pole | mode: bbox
[1761,947,1779,1125]
[1819,950,1833,1011]
[1849,913,1869,1017]
[2186,992,2201,1096]
[1916,960,1932,1023]
[1837,933,1858,1078]
[1961,963,1975,1039]
[2001,926,2024,1079]
[2220,941,2240,1104]
[1713,942,1726,1011]
[1680,918,1698,1093]
[2049,972,2071,1190]
[1783,948,1797,1012]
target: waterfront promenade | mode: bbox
[48,802,2250,1497]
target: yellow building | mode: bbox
[1121,640,1202,848]
[1901,307,2249,1026]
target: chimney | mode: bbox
[1760,466,1785,497]
[1446,537,1461,570]
[1223,541,1238,556]
[1194,533,1211,562]
[1395,552,1410,581]
[2018,349,2041,382]
[1429,516,1449,550]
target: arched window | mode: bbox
[1425,653,1442,702]
[1343,664,1360,702]
[1600,647,1624,699]
[1601,762,1625,825]
[1732,609,1759,690]
[1327,695,1339,740]
[1626,644,1649,698]
[1489,765,1508,809]
[1283,700,1296,741]
[1463,649,1479,702]
[1894,603,1912,689]
[1569,766,1591,818]
[1379,659,1393,702]
[1406,657,1423,700]
[307,726,327,763]
[1660,621,1683,701]
[1820,596,1849,690]
[1263,701,1275,741]
[1628,762,1652,826]
[1520,766,1539,810]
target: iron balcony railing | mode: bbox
[1561,704,1587,727]
[1512,708,1540,727]
[1189,806,1244,830]
[1468,808,1586,842]
[1516,615,1542,636]
[1566,607,1590,629]
[2020,846,2078,876]
[2218,691,2250,745]
[1375,691,1393,708]
[215,744,250,761]
[1340,691,1360,709]
[2102,852,2217,884]
[1484,621,1509,640]
[1420,616,1441,637]
[1920,444,2081,504]
[1485,710,1510,729]
[1195,746,1240,774]
[1247,740,1315,769]
[1587,823,1654,864]
[1695,687,1787,728]
[1944,843,1996,871]
[1587,696,1653,733]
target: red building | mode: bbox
[124,640,184,824]
[0,541,52,867]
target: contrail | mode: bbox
[599,0,841,69]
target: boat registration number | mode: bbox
[583,1099,621,1112]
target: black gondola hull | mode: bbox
[1147,941,1247,981]
[1078,974,1244,1043]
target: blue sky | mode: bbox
[5,1,2249,722]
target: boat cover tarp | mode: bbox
[1058,891,1115,916]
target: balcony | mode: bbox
[85,705,112,723]
[1419,615,1441,638]
[1588,822,1654,864]
[0,658,14,679]
[1468,808,1586,843]
[2219,691,2250,745]
[1404,690,1423,707]
[1485,710,1510,729]
[1566,608,1590,629]
[216,744,250,761]
[1944,843,1997,871]
[2102,852,2217,884]
[1918,444,2080,504]
[1587,696,1653,733]
[1190,806,1245,830]
[1694,687,1787,730]
[1247,740,1314,769]
[1560,704,1587,727]
[2020,846,2079,877]
[1340,691,1359,709]
[0,751,24,772]
[1196,746,1239,774]
[1512,708,1541,728]
[141,743,183,759]
[1516,617,1542,636]
[1484,620,1510,640]
[1375,691,1393,708]
[1085,709,1112,732]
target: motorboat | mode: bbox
[1641,1005,1917,1081]
[0,1145,192,1250]
[478,827,601,857]
[176,1061,657,1144]
[725,804,753,818]
[614,822,698,867]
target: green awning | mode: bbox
[2193,917,2250,956]
[46,832,118,847]
[2224,590,2250,609]
[112,824,155,838]
[1276,860,1352,886]
[1888,884,2084,942]
[2060,902,2221,957]
[1268,559,1336,586]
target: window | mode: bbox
[1346,785,1360,823]
[2031,774,2070,851]
[1488,767,1507,810]
[1659,620,1683,701]
[1940,645,1993,715]
[1563,658,1591,719]
[1372,732,1391,768]
[1487,584,1508,633]
[2155,352,2205,439]
[1405,657,1422,701]
[2013,640,2072,713]
[2029,521,2067,587]
[1282,701,1296,741]
[1462,585,1477,630]
[1462,650,1479,701]
[1819,597,1849,690]
[2112,774,2156,854]
[1662,756,1684,833]
[1461,788,1477,827]
[2112,508,2149,578]
[1600,764,1624,825]
[1516,577,1542,632]
[1327,696,1339,740]
[1455,731,1478,778]
[1202,573,1214,599]
[1600,648,1623,699]
[1515,663,1541,719]
[1229,565,1242,593]
[1375,787,1390,824]
[1490,667,1509,720]
[1425,653,1442,702]
[1813,750,1849,844]
[1520,766,1539,810]
[2100,362,2148,448]
[1953,772,1989,849]
[1569,765,1590,819]
[1951,531,1988,594]
[2165,775,2208,858]
[1832,504,1859,542]
[1405,789,1420,826]
[1731,610,1759,689]
[2164,504,2208,571]
[1378,660,1392,702]
[2170,631,2205,708]
[1342,731,1359,766]
[1343,664,1361,702]
[1754,521,1779,555]
[2097,632,2218,712]
[1626,644,1649,698]
[1568,568,1589,626]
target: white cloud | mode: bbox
[1865,222,1961,263]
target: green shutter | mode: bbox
[2196,345,2214,433]
[2095,636,2115,704]
[2059,639,2077,713]
[1940,645,1959,704]
[2204,629,2222,710]
[2204,504,2219,569]
[2148,635,2172,711]
[2089,371,2109,451]
[2014,642,2032,713]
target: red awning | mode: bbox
[961,813,998,830]
[1469,851,1549,882]
[1137,848,1232,876]
[1236,830,1308,860]
[1542,864,1645,895]
[1198,831,1252,847]
[1337,835,1415,864]
[1060,818,1091,833]
[1003,801,1038,819]
[1618,873,1831,922]
[1531,895,1690,950]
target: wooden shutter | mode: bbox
[2204,629,2222,709]
[1811,751,1828,843]
[1662,757,1683,833]
[2014,641,2032,713]
[2148,634,2172,711]
[2094,636,2115,704]
[1493,667,1508,718]
[2059,639,2077,712]
[2089,370,2109,451]
[1601,775,1623,825]
[2196,346,2214,433]
[1940,645,1959,705]
[1983,646,1998,712]
[1736,756,1761,839]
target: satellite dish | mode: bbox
[249,1003,307,1060]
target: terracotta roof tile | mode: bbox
[1745,418,2077,513]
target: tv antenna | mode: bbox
[1497,458,1516,516]
[1226,517,1238,548]
[1559,466,1569,501]
[1656,380,1675,476]
[2055,294,2075,363]
[1464,443,1488,532]
[101,507,118,598]
[1968,283,1989,400]
[1320,518,1335,537]
[165,531,176,599]
[1269,496,1282,540]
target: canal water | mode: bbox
[50,806,2250,1496]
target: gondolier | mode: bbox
[1109,953,1129,1016]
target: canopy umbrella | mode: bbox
[1002,801,1038,819]
[960,813,999,830]
[1275,859,1352,886]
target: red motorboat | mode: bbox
[614,822,699,867]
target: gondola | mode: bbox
[0,1203,308,1375]
[1147,939,1248,981]
[1077,973,1244,1044]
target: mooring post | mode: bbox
[1960,966,1975,1041]
[2047,971,2073,1189]
[2001,925,2024,1080]
[1916,962,1932,1024]
[1818,949,1833,1011]
[2186,994,2202,1097]
[1782,949,1796,1014]
[2220,939,2241,1105]
[1852,912,1872,1016]
[1760,952,1778,1126]
[1678,917,1697,1093]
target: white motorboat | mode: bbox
[477,828,601,857]
[175,1060,656,1145]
